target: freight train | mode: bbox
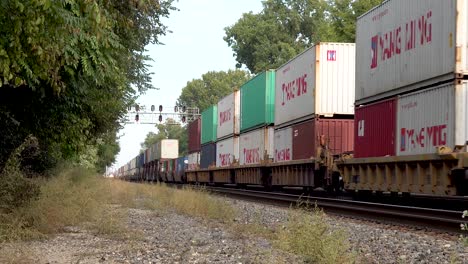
[115,0,468,197]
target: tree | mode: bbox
[225,0,381,74]
[177,69,251,112]
[141,118,188,156]
[0,0,176,173]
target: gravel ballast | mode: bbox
[1,193,466,263]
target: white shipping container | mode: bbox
[156,139,179,159]
[356,0,468,103]
[274,127,293,162]
[188,152,200,170]
[397,80,468,156]
[275,43,355,126]
[217,91,240,139]
[216,137,240,167]
[239,127,274,165]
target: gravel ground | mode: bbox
[0,194,467,264]
[223,198,468,264]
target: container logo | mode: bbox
[370,10,432,69]
[400,124,447,152]
[243,148,260,164]
[275,148,291,162]
[218,153,231,166]
[219,109,232,126]
[281,74,308,106]
[327,50,336,61]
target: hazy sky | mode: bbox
[114,0,263,169]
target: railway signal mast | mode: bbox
[124,104,200,125]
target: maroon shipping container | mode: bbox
[188,118,201,153]
[354,98,396,158]
[292,119,354,160]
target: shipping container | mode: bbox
[240,70,275,132]
[149,143,158,162]
[356,0,468,103]
[188,118,201,153]
[187,152,200,170]
[155,139,179,160]
[200,143,216,169]
[239,126,274,165]
[275,43,355,127]
[217,91,240,139]
[274,127,293,162]
[397,80,468,156]
[175,156,188,182]
[201,105,218,144]
[292,119,354,160]
[354,99,397,158]
[144,148,150,164]
[216,136,240,167]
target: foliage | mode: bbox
[141,118,188,156]
[461,210,468,246]
[0,0,176,173]
[225,0,382,73]
[277,205,354,264]
[177,69,251,112]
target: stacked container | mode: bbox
[187,118,201,170]
[238,70,276,164]
[200,106,218,168]
[216,91,241,167]
[273,43,355,160]
[354,0,468,157]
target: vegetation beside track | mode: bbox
[0,163,355,263]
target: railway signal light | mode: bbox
[158,114,163,122]
[135,104,140,112]
[174,106,179,112]
[182,106,186,113]
[135,114,139,122]
[159,105,163,112]
[182,116,186,123]
[151,105,155,112]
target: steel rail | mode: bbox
[204,186,467,233]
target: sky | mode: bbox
[114,0,263,169]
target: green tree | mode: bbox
[0,0,176,173]
[329,0,383,42]
[177,69,251,112]
[225,0,381,73]
[141,118,188,156]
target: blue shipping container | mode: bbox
[200,143,216,169]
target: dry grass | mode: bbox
[108,181,237,222]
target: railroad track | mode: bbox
[204,186,468,233]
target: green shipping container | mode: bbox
[240,70,275,132]
[201,105,218,144]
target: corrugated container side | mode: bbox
[159,139,179,159]
[240,70,275,132]
[145,149,150,164]
[292,119,354,160]
[354,99,396,158]
[201,105,218,144]
[188,152,200,170]
[397,81,468,155]
[217,91,240,139]
[356,0,468,103]
[200,143,216,169]
[216,136,240,167]
[239,126,274,165]
[188,118,201,153]
[274,127,293,162]
[275,43,355,126]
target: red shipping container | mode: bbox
[354,98,396,158]
[188,118,201,153]
[292,119,354,160]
